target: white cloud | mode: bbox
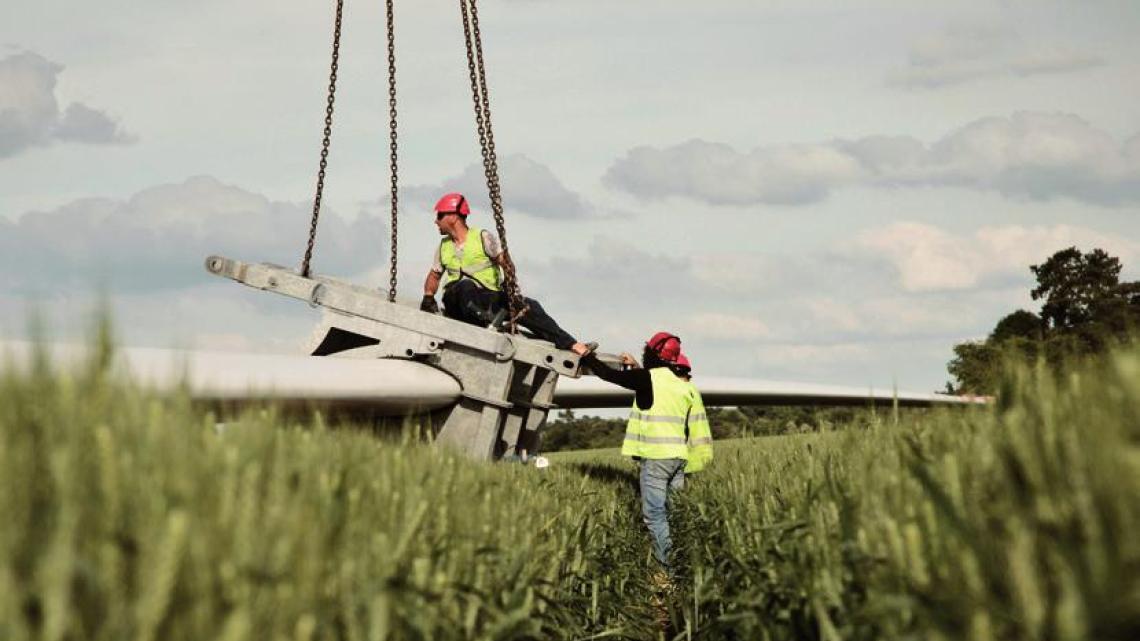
[0,283,315,352]
[605,112,1140,207]
[857,222,981,292]
[856,296,990,337]
[0,176,385,294]
[0,51,134,158]
[1007,50,1105,77]
[402,154,592,219]
[689,252,785,293]
[887,24,1104,90]
[680,312,771,341]
[856,221,1140,293]
[755,342,870,365]
[800,297,862,334]
[603,139,863,206]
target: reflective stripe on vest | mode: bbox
[624,433,688,445]
[622,367,692,460]
[440,227,502,291]
[684,384,714,473]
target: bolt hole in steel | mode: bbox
[562,359,574,369]
[405,349,414,357]
[268,277,278,288]
[545,355,553,363]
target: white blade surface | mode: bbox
[1,342,462,412]
[2,342,982,411]
[555,374,984,408]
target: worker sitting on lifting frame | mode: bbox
[420,193,596,356]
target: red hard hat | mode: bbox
[676,353,691,371]
[646,331,681,363]
[434,192,470,216]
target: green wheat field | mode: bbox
[1,340,1137,641]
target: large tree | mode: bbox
[1031,247,1123,330]
[948,247,1138,394]
[990,309,1043,342]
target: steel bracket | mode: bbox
[206,255,587,461]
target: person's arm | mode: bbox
[483,231,511,276]
[421,246,444,312]
[424,270,441,296]
[581,354,654,409]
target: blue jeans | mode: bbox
[639,458,686,568]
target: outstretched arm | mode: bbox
[581,354,654,410]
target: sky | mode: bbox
[3,0,1139,397]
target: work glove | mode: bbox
[420,295,440,314]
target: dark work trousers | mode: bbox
[441,278,578,350]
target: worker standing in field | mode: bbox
[675,353,713,475]
[616,351,714,475]
[420,193,595,356]
[583,332,703,573]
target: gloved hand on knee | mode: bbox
[420,295,440,314]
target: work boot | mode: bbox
[570,341,598,356]
[486,307,508,330]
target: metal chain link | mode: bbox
[386,0,399,302]
[459,0,529,331]
[301,0,345,279]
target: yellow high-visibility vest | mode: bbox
[621,367,692,460]
[440,227,502,291]
[684,384,713,473]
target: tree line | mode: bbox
[947,247,1139,393]
[543,246,1138,452]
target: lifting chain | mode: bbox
[301,0,345,279]
[385,0,399,302]
[459,0,529,332]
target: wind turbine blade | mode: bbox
[554,375,985,408]
[1,342,461,413]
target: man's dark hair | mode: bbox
[642,346,671,369]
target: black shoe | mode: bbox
[576,341,599,356]
[486,308,508,330]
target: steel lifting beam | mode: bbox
[205,255,590,461]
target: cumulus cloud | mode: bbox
[679,312,771,341]
[755,342,870,366]
[887,24,1104,90]
[848,295,995,338]
[0,51,134,158]
[0,176,386,294]
[605,112,1140,206]
[0,283,317,352]
[603,139,862,206]
[856,221,1140,293]
[521,236,696,308]
[403,154,591,218]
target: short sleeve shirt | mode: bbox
[431,229,503,273]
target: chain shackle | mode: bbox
[386,0,399,302]
[301,0,345,279]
